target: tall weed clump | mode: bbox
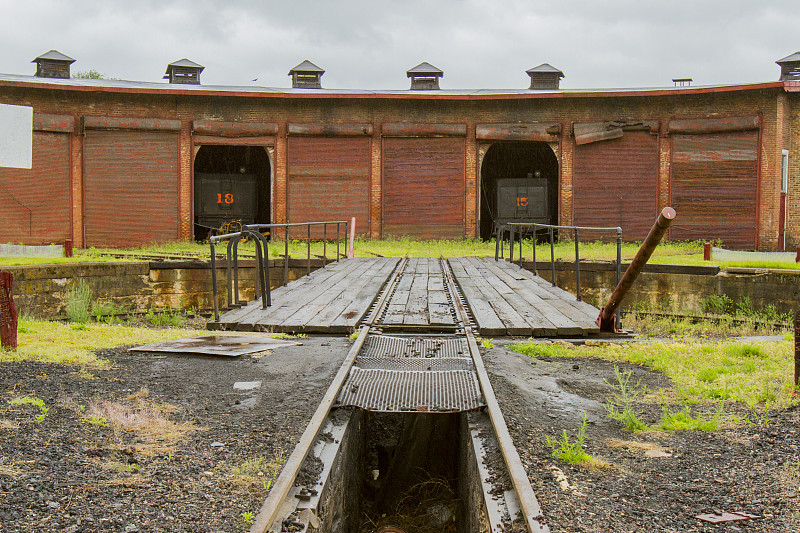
[65,280,92,323]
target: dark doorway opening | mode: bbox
[479,141,558,240]
[193,145,271,241]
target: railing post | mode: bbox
[574,228,581,302]
[210,241,219,322]
[336,222,340,261]
[509,226,515,262]
[284,224,290,286]
[549,226,556,287]
[226,239,235,307]
[307,224,311,276]
[616,229,622,330]
[494,224,501,261]
[532,226,537,275]
[795,310,800,388]
[323,223,327,267]
[518,226,523,263]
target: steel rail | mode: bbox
[249,256,408,533]
[441,257,550,533]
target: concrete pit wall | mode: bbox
[3,259,800,320]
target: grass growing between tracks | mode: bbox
[510,337,797,410]
[0,317,209,366]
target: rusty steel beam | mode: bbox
[476,122,560,141]
[33,113,75,133]
[381,122,467,137]
[597,207,676,332]
[668,116,759,134]
[193,120,278,137]
[82,115,182,132]
[287,123,373,136]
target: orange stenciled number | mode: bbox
[517,197,528,207]
[217,193,234,204]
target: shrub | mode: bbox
[65,281,92,323]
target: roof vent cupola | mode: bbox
[163,59,204,85]
[777,52,800,81]
[289,60,324,89]
[526,63,564,90]
[32,50,75,79]
[407,62,443,90]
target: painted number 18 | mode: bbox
[516,197,528,207]
[217,193,234,204]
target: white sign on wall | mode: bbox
[0,103,33,169]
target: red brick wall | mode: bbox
[0,82,791,249]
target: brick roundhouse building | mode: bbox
[1,51,799,250]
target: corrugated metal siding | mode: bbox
[670,131,758,249]
[573,131,659,240]
[0,132,71,244]
[287,136,370,238]
[382,138,465,239]
[83,131,179,247]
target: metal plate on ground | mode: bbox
[337,368,484,412]
[129,335,300,357]
[360,335,469,358]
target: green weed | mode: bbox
[509,341,573,358]
[145,307,186,327]
[9,395,49,422]
[85,414,110,427]
[65,280,92,323]
[480,338,495,349]
[546,413,593,465]
[655,404,721,432]
[271,332,307,340]
[605,366,648,432]
[242,512,255,525]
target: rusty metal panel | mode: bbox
[288,123,373,136]
[361,335,469,358]
[83,130,179,247]
[0,131,71,245]
[382,123,466,137]
[573,131,659,240]
[668,116,759,134]
[32,113,75,133]
[83,115,182,132]
[382,137,465,239]
[193,120,277,137]
[670,131,758,249]
[287,136,370,238]
[475,123,560,141]
[336,368,484,412]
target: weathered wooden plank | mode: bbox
[330,258,400,328]
[403,268,430,325]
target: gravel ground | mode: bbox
[1,332,798,532]
[483,341,800,533]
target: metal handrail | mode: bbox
[208,220,350,321]
[496,222,622,309]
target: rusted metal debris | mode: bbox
[695,511,759,524]
[0,272,17,350]
[129,335,300,357]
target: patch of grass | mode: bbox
[145,306,187,327]
[85,414,110,427]
[65,280,92,323]
[605,366,648,432]
[546,414,596,466]
[270,332,307,340]
[86,399,195,447]
[8,395,49,422]
[230,453,285,494]
[509,341,573,358]
[1,316,208,365]
[479,338,494,349]
[655,404,721,432]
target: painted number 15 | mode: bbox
[217,193,234,204]
[516,197,528,207]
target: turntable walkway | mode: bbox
[212,256,601,336]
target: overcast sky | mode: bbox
[1,0,799,90]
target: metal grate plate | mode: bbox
[337,368,484,412]
[361,335,469,359]
[355,357,473,372]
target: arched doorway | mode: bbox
[479,141,558,240]
[193,145,271,240]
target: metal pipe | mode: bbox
[210,241,219,321]
[251,230,272,307]
[226,239,234,307]
[509,226,515,262]
[284,224,290,286]
[323,223,327,266]
[307,224,311,276]
[615,229,622,330]
[250,231,267,310]
[518,226,523,263]
[597,207,677,332]
[532,227,537,275]
[573,228,581,302]
[549,227,555,287]
[494,224,501,261]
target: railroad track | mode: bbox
[249,257,549,533]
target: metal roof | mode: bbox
[32,50,75,64]
[526,63,564,76]
[0,71,785,98]
[167,58,204,69]
[407,62,443,76]
[289,60,324,74]
[777,52,800,64]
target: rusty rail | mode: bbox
[597,207,676,332]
